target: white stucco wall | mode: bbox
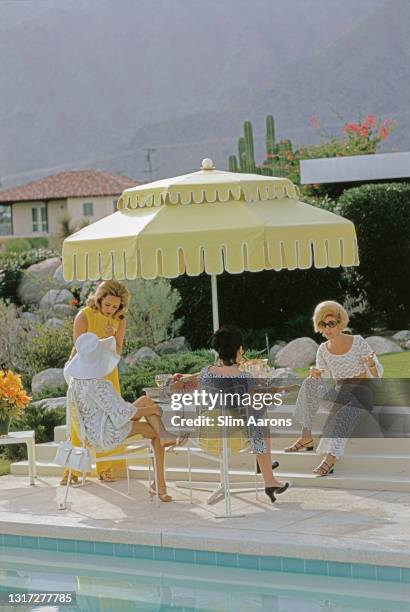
[10,199,67,237]
[66,195,118,227]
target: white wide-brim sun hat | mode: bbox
[64,332,120,382]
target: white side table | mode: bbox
[0,430,37,485]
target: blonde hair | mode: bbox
[313,300,349,333]
[86,280,130,320]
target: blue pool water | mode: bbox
[1,539,410,611]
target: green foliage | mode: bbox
[124,279,183,353]
[31,384,68,402]
[4,239,32,253]
[3,403,65,462]
[172,268,344,349]
[21,319,73,377]
[335,183,410,329]
[0,299,27,371]
[120,350,213,401]
[0,247,58,303]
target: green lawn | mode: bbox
[294,351,410,379]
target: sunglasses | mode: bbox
[318,319,339,329]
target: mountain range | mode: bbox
[0,0,407,187]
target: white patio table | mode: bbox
[0,430,37,485]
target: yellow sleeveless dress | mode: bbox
[70,306,125,475]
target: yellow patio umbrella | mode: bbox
[62,158,359,330]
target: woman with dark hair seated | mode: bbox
[199,325,290,504]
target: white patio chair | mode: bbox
[59,391,159,510]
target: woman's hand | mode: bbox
[104,322,117,337]
[362,351,377,368]
[309,367,323,379]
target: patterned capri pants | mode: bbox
[294,378,374,459]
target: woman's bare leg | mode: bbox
[126,421,167,493]
[133,396,177,448]
[256,435,284,487]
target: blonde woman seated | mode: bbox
[284,301,383,476]
[64,332,183,502]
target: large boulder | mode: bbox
[155,336,191,355]
[31,368,66,393]
[268,367,302,387]
[39,288,75,310]
[125,347,160,366]
[31,397,67,411]
[45,317,64,329]
[275,337,319,368]
[365,336,403,355]
[269,341,286,360]
[405,340,410,350]
[392,330,410,347]
[49,304,77,318]
[18,257,61,305]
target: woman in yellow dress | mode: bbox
[60,280,130,484]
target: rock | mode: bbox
[21,311,39,322]
[39,289,75,310]
[31,368,66,393]
[268,367,302,386]
[392,330,410,347]
[49,304,76,318]
[405,340,410,350]
[125,347,160,366]
[269,343,285,359]
[18,257,61,305]
[45,318,64,329]
[365,336,403,355]
[155,336,191,355]
[31,397,67,411]
[275,337,319,368]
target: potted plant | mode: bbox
[0,369,31,436]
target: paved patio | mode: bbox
[1,474,410,568]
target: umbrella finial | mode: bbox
[201,158,215,170]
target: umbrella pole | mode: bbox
[211,274,219,331]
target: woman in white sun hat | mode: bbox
[64,332,185,502]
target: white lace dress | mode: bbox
[294,335,383,459]
[67,378,134,450]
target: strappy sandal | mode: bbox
[98,469,116,482]
[59,471,79,486]
[148,482,173,502]
[284,438,314,453]
[165,433,189,452]
[313,460,335,477]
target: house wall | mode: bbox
[10,199,67,237]
[66,195,118,228]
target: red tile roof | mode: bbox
[0,170,140,203]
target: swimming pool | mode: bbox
[1,536,410,611]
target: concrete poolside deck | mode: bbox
[1,474,410,569]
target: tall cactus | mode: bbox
[266,115,275,156]
[228,115,297,181]
[228,155,238,172]
[244,121,256,173]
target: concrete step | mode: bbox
[54,425,67,443]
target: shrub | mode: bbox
[0,247,58,303]
[124,279,183,353]
[31,384,68,402]
[3,403,65,462]
[335,183,410,329]
[4,239,32,253]
[120,350,213,401]
[20,318,73,376]
[0,299,28,371]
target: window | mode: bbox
[31,205,48,233]
[83,202,94,217]
[0,205,12,236]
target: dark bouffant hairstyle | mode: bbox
[211,324,243,366]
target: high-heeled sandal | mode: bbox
[284,438,314,452]
[148,483,173,502]
[98,469,116,482]
[165,433,189,452]
[264,482,290,504]
[59,471,79,486]
[313,460,334,477]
